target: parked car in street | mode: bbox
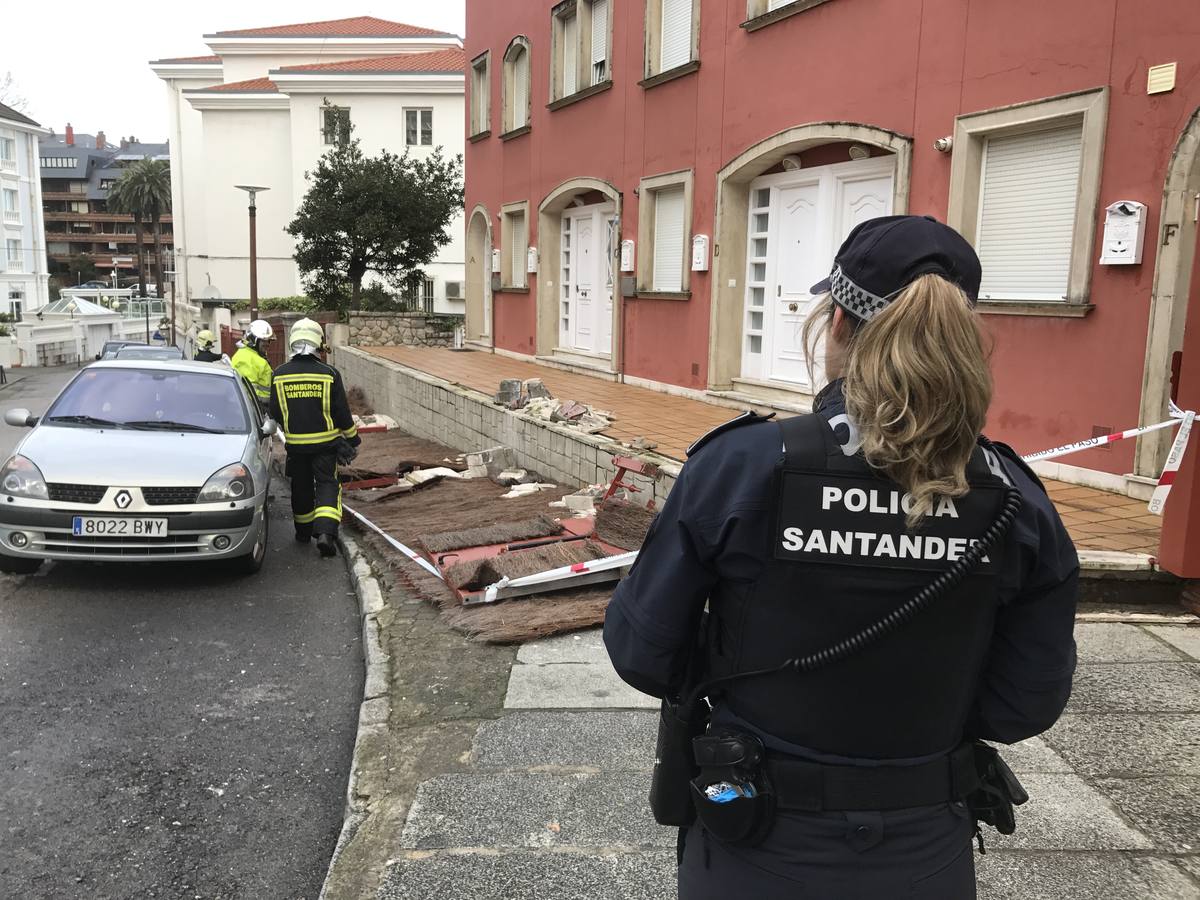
[0,360,275,575]
[114,345,185,361]
[96,340,149,360]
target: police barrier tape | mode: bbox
[342,504,444,579]
[346,402,1197,596]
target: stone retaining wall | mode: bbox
[333,346,680,505]
[349,311,463,348]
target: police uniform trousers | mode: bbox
[287,450,342,538]
[679,801,975,900]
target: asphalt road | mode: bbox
[0,368,363,900]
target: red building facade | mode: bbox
[464,0,1200,575]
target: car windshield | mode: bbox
[115,347,184,360]
[46,368,250,433]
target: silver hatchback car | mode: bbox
[0,360,275,575]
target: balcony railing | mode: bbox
[3,210,19,225]
[0,158,15,172]
[5,260,22,273]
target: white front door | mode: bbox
[561,203,615,358]
[742,155,895,390]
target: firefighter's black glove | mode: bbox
[336,439,359,466]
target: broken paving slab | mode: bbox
[988,736,1072,774]
[975,852,1199,900]
[1073,623,1193,663]
[378,850,675,900]
[515,628,609,665]
[505,661,658,710]
[472,711,657,771]
[1092,776,1200,851]
[398,772,671,851]
[1145,625,1200,661]
[1042,713,1200,776]
[985,773,1153,851]
[1067,663,1200,713]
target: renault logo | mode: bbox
[114,490,133,510]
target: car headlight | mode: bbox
[0,455,49,500]
[198,463,254,503]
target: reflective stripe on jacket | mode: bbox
[268,354,358,452]
[231,347,272,402]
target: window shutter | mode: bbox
[512,213,526,288]
[591,0,609,84]
[653,187,686,292]
[563,13,579,96]
[660,0,692,72]
[513,50,529,128]
[976,123,1083,302]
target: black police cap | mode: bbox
[810,215,982,323]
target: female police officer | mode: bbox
[604,215,1078,898]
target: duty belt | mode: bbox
[767,742,979,812]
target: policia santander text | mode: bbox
[268,339,359,557]
[603,387,1079,898]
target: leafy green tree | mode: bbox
[64,254,97,285]
[287,137,464,315]
[107,159,171,299]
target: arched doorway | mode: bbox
[1137,108,1200,477]
[465,206,492,345]
[709,123,913,402]
[537,177,622,370]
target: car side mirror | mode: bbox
[260,418,279,437]
[4,408,36,428]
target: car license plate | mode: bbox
[72,517,169,537]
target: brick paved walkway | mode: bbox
[363,347,1161,557]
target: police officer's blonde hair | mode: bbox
[806,273,992,529]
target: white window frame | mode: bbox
[643,0,700,83]
[587,0,611,86]
[502,37,533,136]
[743,0,836,30]
[947,88,1108,314]
[405,108,434,146]
[0,136,15,170]
[5,238,22,273]
[470,51,491,137]
[636,169,694,295]
[321,106,351,146]
[551,2,581,102]
[501,201,531,289]
[2,187,18,225]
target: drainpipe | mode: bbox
[614,207,626,384]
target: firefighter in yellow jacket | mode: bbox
[268,318,360,557]
[231,319,275,407]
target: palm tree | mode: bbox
[105,176,149,299]
[108,160,171,299]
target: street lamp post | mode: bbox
[234,185,269,321]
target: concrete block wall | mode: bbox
[334,346,680,506]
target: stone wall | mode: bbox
[333,346,680,505]
[349,311,463,348]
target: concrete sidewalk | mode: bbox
[375,625,1200,900]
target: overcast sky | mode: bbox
[3,1,466,141]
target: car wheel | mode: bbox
[0,554,43,575]
[231,504,269,576]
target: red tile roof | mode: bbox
[277,49,466,75]
[202,77,279,93]
[212,16,454,39]
[153,54,221,64]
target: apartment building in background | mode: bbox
[38,126,173,287]
[0,101,50,318]
[464,0,1200,575]
[151,16,467,314]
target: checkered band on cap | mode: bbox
[828,265,893,322]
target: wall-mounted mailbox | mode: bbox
[1100,200,1147,265]
[692,235,710,272]
[620,240,635,273]
[491,249,501,273]
[527,246,539,274]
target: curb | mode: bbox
[318,534,392,900]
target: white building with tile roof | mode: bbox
[151,17,465,315]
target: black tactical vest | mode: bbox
[707,412,1010,759]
